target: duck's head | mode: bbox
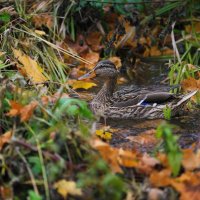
[78,60,118,80]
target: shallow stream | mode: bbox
[96,62,200,152]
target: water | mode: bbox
[96,62,200,152]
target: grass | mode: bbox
[0,0,200,199]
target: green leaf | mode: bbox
[28,190,42,200]
[0,12,11,23]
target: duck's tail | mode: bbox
[176,90,198,106]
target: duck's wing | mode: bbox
[112,91,175,107]
[142,92,175,104]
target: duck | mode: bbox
[78,60,197,119]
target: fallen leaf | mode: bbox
[20,101,38,122]
[185,22,200,33]
[7,100,38,122]
[6,101,23,117]
[118,148,138,168]
[68,80,97,90]
[95,129,112,140]
[92,138,123,173]
[41,93,69,105]
[127,129,158,146]
[171,172,200,200]
[150,169,172,187]
[86,32,103,51]
[0,130,12,151]
[182,149,200,171]
[141,153,159,168]
[54,180,82,199]
[12,48,48,83]
[0,186,13,199]
[181,77,200,92]
[150,46,161,56]
[83,52,99,69]
[32,14,53,29]
[109,57,121,69]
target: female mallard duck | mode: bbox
[78,60,197,119]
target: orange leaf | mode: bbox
[92,138,123,173]
[127,129,158,146]
[118,148,138,168]
[171,172,200,200]
[20,101,38,122]
[182,149,200,171]
[150,46,161,56]
[6,101,23,117]
[0,130,12,151]
[86,32,103,51]
[181,77,200,92]
[83,52,99,69]
[150,169,172,187]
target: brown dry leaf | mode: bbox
[86,32,103,52]
[0,130,12,151]
[181,77,200,92]
[70,67,86,79]
[161,47,174,55]
[150,46,161,56]
[92,138,123,173]
[12,48,48,83]
[141,153,159,168]
[0,186,13,199]
[182,149,200,171]
[6,101,23,117]
[64,35,89,55]
[83,52,99,69]
[68,80,97,90]
[116,21,136,48]
[185,22,200,33]
[109,57,121,69]
[20,101,38,122]
[150,169,172,187]
[171,172,200,200]
[118,148,138,168]
[32,14,53,29]
[54,180,82,199]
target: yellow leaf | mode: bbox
[0,130,12,151]
[54,180,82,199]
[34,30,46,36]
[68,80,96,90]
[96,129,112,140]
[12,48,48,83]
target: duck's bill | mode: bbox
[78,70,96,80]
